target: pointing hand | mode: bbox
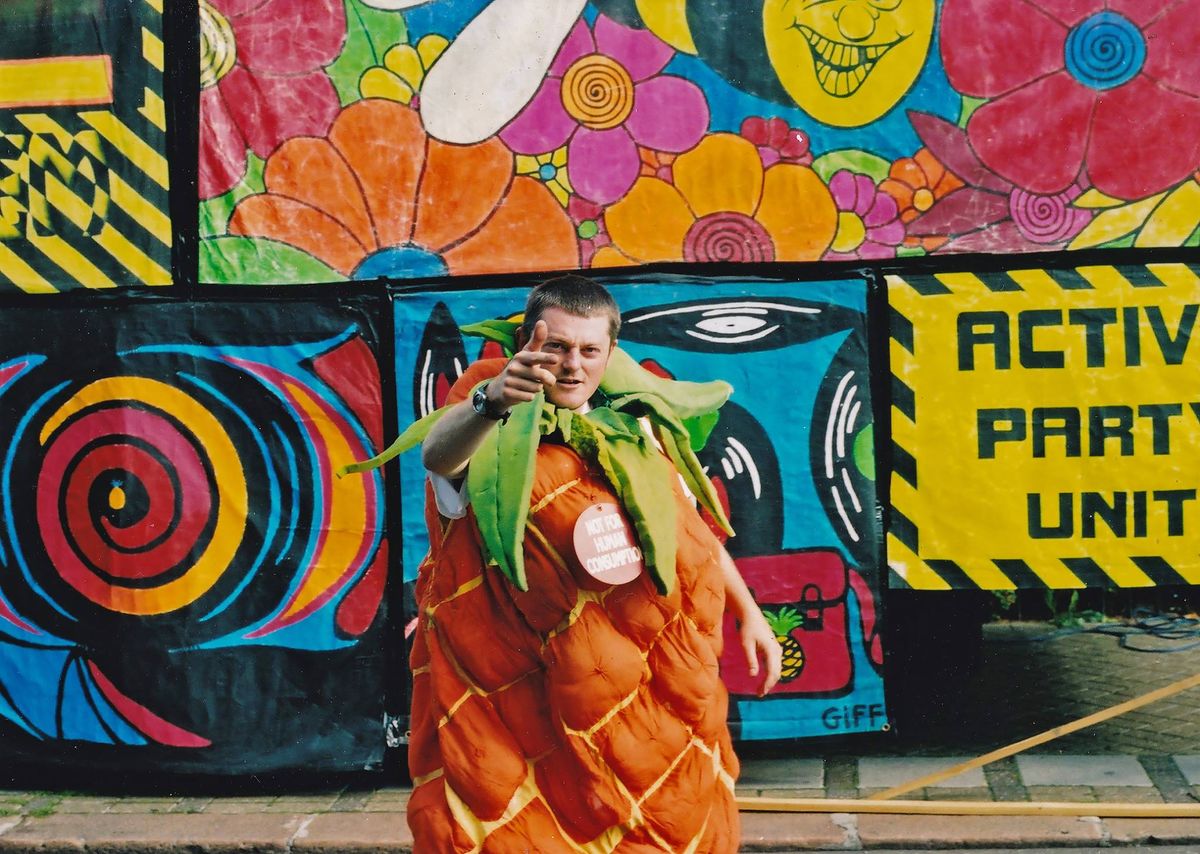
[488,320,559,410]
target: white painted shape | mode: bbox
[420,0,588,143]
[358,0,436,7]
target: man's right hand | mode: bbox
[486,320,559,411]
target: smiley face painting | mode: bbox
[762,0,937,126]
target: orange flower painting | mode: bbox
[228,100,579,281]
[595,134,837,266]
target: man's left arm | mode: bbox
[718,546,782,697]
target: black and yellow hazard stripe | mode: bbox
[0,0,170,291]
[887,263,1200,590]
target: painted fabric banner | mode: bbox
[0,300,388,773]
[199,0,1200,285]
[1,0,171,291]
[888,263,1200,591]
[393,276,886,740]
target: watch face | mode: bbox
[472,386,496,419]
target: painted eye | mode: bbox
[620,298,859,352]
[695,315,770,336]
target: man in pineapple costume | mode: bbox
[411,276,781,851]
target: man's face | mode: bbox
[534,306,615,411]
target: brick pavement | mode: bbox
[0,621,1198,850]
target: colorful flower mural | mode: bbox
[941,0,1200,202]
[740,117,813,168]
[195,0,1200,282]
[905,112,1094,253]
[198,0,345,199]
[359,34,448,105]
[600,134,836,265]
[226,100,578,279]
[879,148,964,252]
[825,170,905,261]
[501,15,709,205]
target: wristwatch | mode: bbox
[471,383,510,423]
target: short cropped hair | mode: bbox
[522,274,621,341]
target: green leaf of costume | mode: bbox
[607,392,733,537]
[458,319,521,354]
[337,404,450,476]
[466,392,543,590]
[599,347,732,421]
[575,407,679,594]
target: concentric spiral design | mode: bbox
[1009,186,1089,244]
[561,55,635,130]
[36,377,246,616]
[683,212,776,263]
[2,330,383,647]
[1065,11,1145,91]
[0,316,387,762]
[199,0,237,90]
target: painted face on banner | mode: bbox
[762,0,936,127]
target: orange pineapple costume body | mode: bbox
[408,360,741,852]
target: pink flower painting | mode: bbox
[199,0,346,199]
[942,0,1200,200]
[501,14,709,205]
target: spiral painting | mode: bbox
[0,300,389,773]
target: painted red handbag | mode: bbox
[720,549,879,698]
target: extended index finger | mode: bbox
[523,319,548,353]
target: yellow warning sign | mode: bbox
[888,264,1200,590]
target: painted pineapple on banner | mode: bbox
[765,606,806,679]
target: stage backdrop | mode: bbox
[1,0,171,291]
[888,262,1200,591]
[0,300,388,773]
[198,0,1200,285]
[393,276,886,740]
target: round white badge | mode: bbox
[572,502,644,585]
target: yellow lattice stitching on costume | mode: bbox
[436,689,475,729]
[529,477,582,515]
[445,761,631,854]
[691,734,737,792]
[562,676,646,741]
[424,573,483,614]
[443,762,538,852]
[410,767,443,787]
[545,586,611,641]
